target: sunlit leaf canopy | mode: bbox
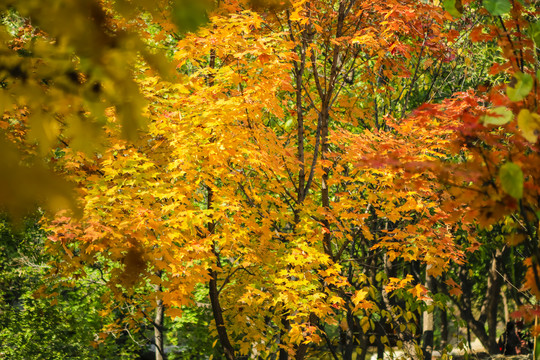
[3,0,540,358]
[0,0,213,217]
[46,0,470,357]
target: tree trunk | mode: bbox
[356,324,369,360]
[502,285,509,325]
[294,313,316,360]
[341,308,355,360]
[209,266,236,360]
[485,249,503,354]
[206,186,236,360]
[422,273,434,360]
[377,343,384,360]
[382,255,421,360]
[453,249,505,354]
[435,276,449,349]
[457,265,490,352]
[279,318,290,360]
[440,307,448,349]
[154,291,165,360]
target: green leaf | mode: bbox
[482,106,513,125]
[284,118,294,131]
[530,22,540,47]
[443,0,463,17]
[517,109,540,143]
[172,0,211,33]
[499,162,523,199]
[483,0,511,15]
[506,72,533,102]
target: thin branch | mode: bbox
[303,113,322,196]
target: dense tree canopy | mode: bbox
[1,0,540,359]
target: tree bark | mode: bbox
[422,273,434,360]
[206,186,236,360]
[341,308,355,360]
[154,287,165,360]
[486,249,503,354]
[209,266,236,360]
[502,285,509,325]
[440,307,448,349]
[382,255,421,360]
[452,248,505,354]
[279,317,290,360]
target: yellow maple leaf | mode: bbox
[517,109,540,143]
[351,289,368,311]
[408,284,431,301]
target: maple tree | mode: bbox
[0,0,212,217]
[353,0,540,354]
[4,0,540,359]
[46,1,470,359]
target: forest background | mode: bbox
[1,0,540,359]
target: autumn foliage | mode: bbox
[1,0,540,359]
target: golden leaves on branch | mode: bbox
[41,1,535,356]
[0,0,212,215]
